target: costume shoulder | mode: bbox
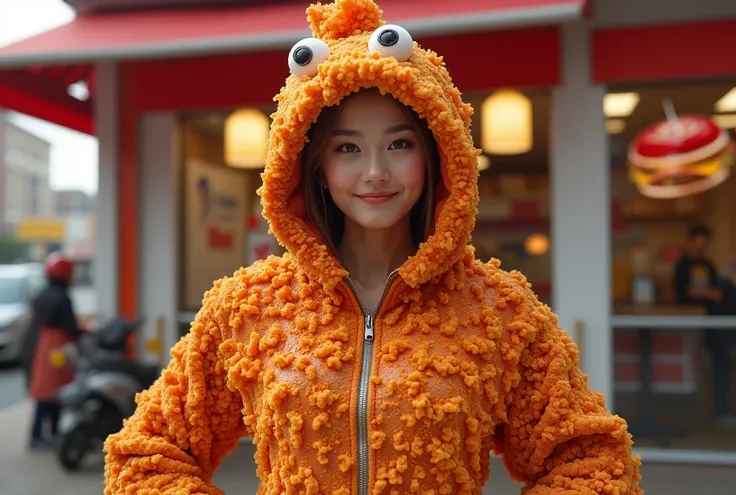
[205,254,296,297]
[199,254,303,332]
[469,253,548,312]
[467,254,554,353]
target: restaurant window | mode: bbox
[176,110,285,333]
[608,80,736,452]
[470,89,552,305]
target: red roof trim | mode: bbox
[593,19,736,84]
[0,69,93,134]
[0,0,586,67]
[126,27,561,113]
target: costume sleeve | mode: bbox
[495,282,642,495]
[103,278,250,495]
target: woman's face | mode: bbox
[321,91,427,234]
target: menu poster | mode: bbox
[184,158,247,310]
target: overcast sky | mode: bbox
[0,0,98,195]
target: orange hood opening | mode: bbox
[257,0,480,292]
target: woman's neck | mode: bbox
[337,217,415,289]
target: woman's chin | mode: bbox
[346,213,406,232]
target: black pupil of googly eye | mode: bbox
[293,46,313,66]
[378,29,399,47]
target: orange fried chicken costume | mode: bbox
[103,1,643,494]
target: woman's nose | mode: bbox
[363,152,389,183]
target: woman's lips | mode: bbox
[356,192,397,205]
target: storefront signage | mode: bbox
[184,158,247,310]
[626,114,733,199]
[16,218,65,242]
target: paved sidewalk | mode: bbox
[2,399,736,494]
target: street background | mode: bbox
[0,286,95,410]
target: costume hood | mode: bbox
[258,0,480,292]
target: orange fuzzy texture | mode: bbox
[103,0,642,494]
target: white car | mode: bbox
[0,263,45,364]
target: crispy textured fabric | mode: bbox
[103,1,643,494]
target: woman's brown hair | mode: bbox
[302,89,440,256]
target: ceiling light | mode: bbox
[224,108,270,169]
[606,119,626,135]
[715,88,736,113]
[481,90,533,155]
[524,233,549,256]
[604,92,640,118]
[712,113,736,130]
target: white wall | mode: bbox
[550,21,612,405]
[138,113,180,365]
[93,62,119,321]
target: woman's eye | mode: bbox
[337,143,360,153]
[389,139,412,150]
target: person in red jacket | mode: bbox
[26,252,81,450]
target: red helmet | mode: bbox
[45,252,74,281]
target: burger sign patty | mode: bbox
[627,115,734,199]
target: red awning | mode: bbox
[0,0,586,67]
[0,0,587,133]
[0,64,94,134]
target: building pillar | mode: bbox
[550,22,613,405]
[138,113,180,365]
[93,63,119,321]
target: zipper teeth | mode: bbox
[345,270,398,495]
[358,321,372,495]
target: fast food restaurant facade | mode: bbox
[2,0,736,462]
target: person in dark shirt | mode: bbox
[674,224,722,312]
[23,252,82,450]
[673,224,735,426]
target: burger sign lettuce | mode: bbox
[627,115,734,199]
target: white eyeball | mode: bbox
[288,38,331,78]
[368,24,414,62]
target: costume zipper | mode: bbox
[345,270,398,495]
[357,313,373,495]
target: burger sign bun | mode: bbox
[627,115,734,199]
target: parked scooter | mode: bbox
[54,317,159,471]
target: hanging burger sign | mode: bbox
[627,114,734,199]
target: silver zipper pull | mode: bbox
[365,314,374,341]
